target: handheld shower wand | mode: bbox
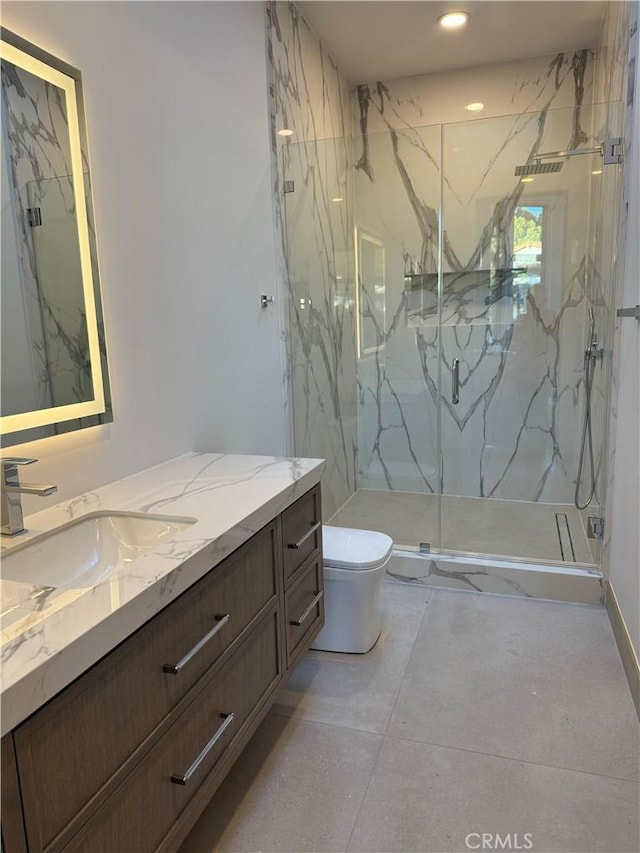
[574,308,602,510]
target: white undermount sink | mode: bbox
[0,511,197,590]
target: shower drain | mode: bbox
[555,513,577,562]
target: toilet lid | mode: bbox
[322,526,393,570]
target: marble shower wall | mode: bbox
[0,61,91,421]
[266,1,357,519]
[353,52,616,516]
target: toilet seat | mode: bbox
[322,526,393,571]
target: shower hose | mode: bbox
[574,346,597,510]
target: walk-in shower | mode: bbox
[280,99,623,584]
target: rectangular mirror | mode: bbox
[1,28,111,446]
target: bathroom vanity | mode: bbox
[0,453,325,852]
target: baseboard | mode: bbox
[606,581,640,719]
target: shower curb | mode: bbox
[387,550,604,605]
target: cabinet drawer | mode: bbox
[14,521,279,852]
[285,554,324,668]
[63,610,281,853]
[281,485,322,585]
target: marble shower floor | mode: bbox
[328,489,596,565]
[180,583,639,853]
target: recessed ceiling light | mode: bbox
[438,11,470,29]
[277,128,293,137]
[592,169,603,175]
[520,177,534,183]
[332,197,344,203]
[465,102,484,112]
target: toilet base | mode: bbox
[311,559,389,654]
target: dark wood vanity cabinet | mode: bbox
[1,485,323,853]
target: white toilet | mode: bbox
[312,525,393,654]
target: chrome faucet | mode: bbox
[1,457,57,536]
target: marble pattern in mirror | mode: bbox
[0,28,111,446]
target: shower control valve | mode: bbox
[586,341,605,361]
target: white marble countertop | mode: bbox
[0,452,324,736]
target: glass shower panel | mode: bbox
[439,105,611,564]
[281,136,357,521]
[354,123,442,550]
[579,100,624,566]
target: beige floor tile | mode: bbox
[180,714,383,853]
[329,489,438,547]
[272,582,428,733]
[440,495,593,564]
[388,589,640,780]
[347,736,640,853]
[329,489,594,564]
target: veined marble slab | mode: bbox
[388,550,604,606]
[0,452,324,735]
[266,1,358,520]
[352,52,622,506]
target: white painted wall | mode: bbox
[608,10,640,660]
[1,1,286,511]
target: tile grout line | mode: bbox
[342,729,387,853]
[386,730,640,786]
[380,589,435,739]
[382,589,639,786]
[344,592,433,853]
[267,706,382,737]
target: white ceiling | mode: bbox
[297,1,608,83]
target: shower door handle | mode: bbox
[452,358,460,405]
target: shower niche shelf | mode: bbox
[404,267,527,327]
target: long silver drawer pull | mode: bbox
[290,590,323,626]
[171,712,235,785]
[162,614,230,674]
[452,357,460,405]
[288,520,321,550]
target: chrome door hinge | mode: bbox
[587,516,605,539]
[603,138,623,165]
[27,207,42,227]
[616,304,640,320]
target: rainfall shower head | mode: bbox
[514,141,613,177]
[515,161,564,176]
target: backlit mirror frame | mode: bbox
[0,28,112,445]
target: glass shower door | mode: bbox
[353,123,442,550]
[438,105,619,565]
[281,135,357,521]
